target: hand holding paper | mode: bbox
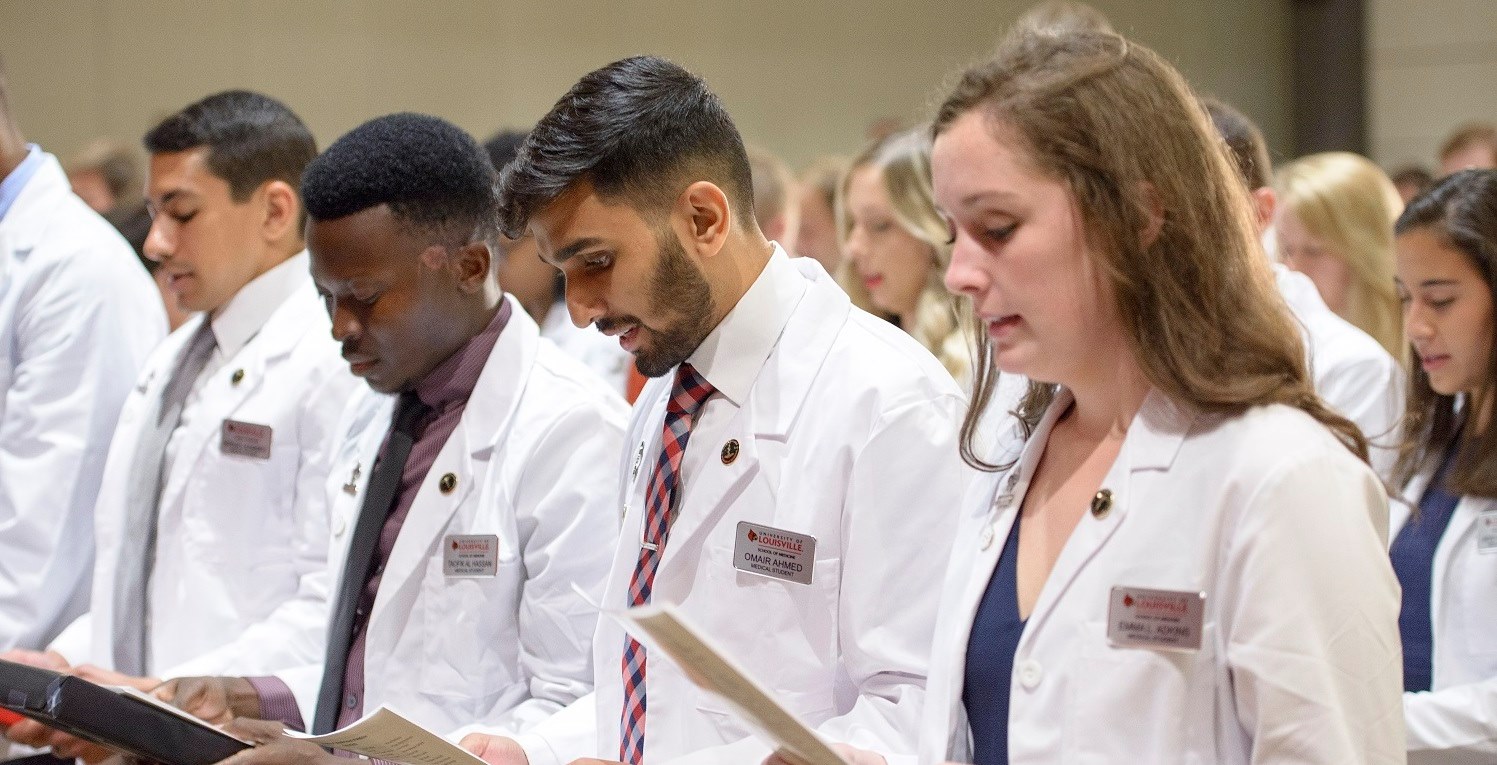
[285,705,488,765]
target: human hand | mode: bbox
[214,719,339,765]
[459,732,531,765]
[153,676,261,725]
[763,744,888,765]
[72,663,161,692]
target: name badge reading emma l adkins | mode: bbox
[1107,586,1206,651]
[732,522,816,585]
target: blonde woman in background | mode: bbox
[1275,151,1405,358]
[840,129,973,384]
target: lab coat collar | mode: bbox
[208,250,311,360]
[370,294,539,624]
[685,244,806,409]
[0,154,72,251]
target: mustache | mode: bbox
[594,316,643,333]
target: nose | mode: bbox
[843,224,868,266]
[564,274,607,329]
[1404,300,1434,343]
[143,215,173,263]
[943,232,990,298]
[327,297,362,344]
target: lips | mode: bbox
[863,275,884,291]
[987,314,1021,338]
[343,351,378,375]
[597,321,642,353]
[1419,353,1450,372]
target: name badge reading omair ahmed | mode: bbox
[733,522,816,585]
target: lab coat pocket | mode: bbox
[417,555,506,702]
[1456,547,1497,657]
[1069,620,1217,764]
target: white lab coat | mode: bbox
[1394,464,1497,763]
[0,153,165,650]
[513,253,969,765]
[48,269,355,679]
[1275,264,1405,480]
[920,388,1405,764]
[278,298,627,738]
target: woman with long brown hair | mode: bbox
[1387,169,1497,763]
[819,28,1403,765]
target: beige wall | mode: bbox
[0,0,1291,170]
[1368,0,1497,173]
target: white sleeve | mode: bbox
[158,360,354,679]
[0,240,164,650]
[1223,453,1406,763]
[508,691,598,765]
[1316,351,1405,485]
[472,399,624,735]
[1404,683,1497,762]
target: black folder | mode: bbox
[0,659,250,765]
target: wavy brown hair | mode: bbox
[1392,169,1497,498]
[934,29,1369,471]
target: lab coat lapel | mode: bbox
[158,287,316,509]
[373,298,533,623]
[1019,389,1195,647]
[657,263,838,574]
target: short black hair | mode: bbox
[143,90,316,203]
[483,129,529,174]
[497,55,755,239]
[1201,97,1272,191]
[301,112,498,243]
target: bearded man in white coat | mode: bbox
[459,56,970,765]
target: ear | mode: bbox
[1136,181,1165,249]
[675,181,733,260]
[1250,187,1277,234]
[259,180,301,244]
[449,240,494,294]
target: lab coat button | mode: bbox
[979,524,996,550]
[333,517,347,538]
[1019,659,1042,689]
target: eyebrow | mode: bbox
[153,189,196,207]
[1419,278,1461,288]
[548,237,605,265]
[959,190,1022,207]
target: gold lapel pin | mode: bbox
[342,463,362,495]
[720,439,740,465]
[1091,488,1114,519]
[230,369,245,385]
[439,472,458,494]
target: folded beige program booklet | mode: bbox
[612,602,848,765]
[285,706,485,765]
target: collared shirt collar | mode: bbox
[685,243,806,407]
[209,250,310,359]
[0,145,44,223]
[412,298,513,413]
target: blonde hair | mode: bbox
[934,29,1368,470]
[836,129,974,383]
[65,138,143,209]
[1276,152,1404,358]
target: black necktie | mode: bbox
[313,392,430,733]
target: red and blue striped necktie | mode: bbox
[620,362,715,764]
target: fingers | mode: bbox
[3,718,56,747]
[457,734,530,765]
[222,717,286,743]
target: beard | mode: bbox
[595,233,717,378]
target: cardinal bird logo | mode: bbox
[1123,594,1135,607]
[747,529,758,542]
[451,540,460,550]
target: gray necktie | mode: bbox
[112,319,217,675]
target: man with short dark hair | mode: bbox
[1204,97,1403,479]
[3,89,357,760]
[465,55,968,765]
[158,112,625,754]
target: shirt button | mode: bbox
[1018,659,1043,689]
[345,692,358,709]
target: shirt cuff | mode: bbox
[246,676,306,732]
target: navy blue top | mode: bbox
[1391,446,1464,692]
[963,514,1026,765]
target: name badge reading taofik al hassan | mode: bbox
[1107,586,1206,652]
[443,534,499,577]
[733,522,816,585]
[221,420,273,460]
